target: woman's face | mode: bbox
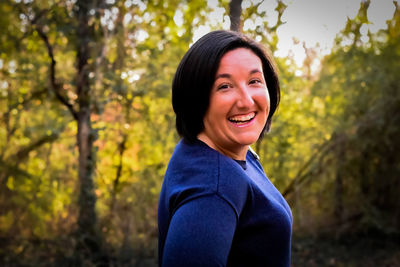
[198,48,270,159]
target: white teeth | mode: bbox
[229,113,255,122]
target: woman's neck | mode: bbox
[197,133,248,161]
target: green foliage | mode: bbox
[283,1,400,236]
[0,0,205,264]
[0,0,399,265]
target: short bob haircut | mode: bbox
[172,30,280,143]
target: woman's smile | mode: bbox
[228,112,256,125]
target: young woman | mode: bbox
[158,30,292,267]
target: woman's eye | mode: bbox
[217,84,230,90]
[249,79,261,84]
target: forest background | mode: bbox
[0,0,399,266]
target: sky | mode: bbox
[192,0,397,67]
[273,0,396,65]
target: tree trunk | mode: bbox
[334,136,345,235]
[229,0,243,32]
[74,0,106,264]
[32,0,105,263]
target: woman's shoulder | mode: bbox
[166,139,249,185]
[163,139,251,216]
[167,139,219,172]
[165,139,226,190]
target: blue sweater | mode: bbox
[158,140,292,266]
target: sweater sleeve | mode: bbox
[161,194,237,267]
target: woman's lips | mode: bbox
[228,112,256,125]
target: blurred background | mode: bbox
[0,0,399,266]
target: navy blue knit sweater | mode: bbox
[158,140,292,266]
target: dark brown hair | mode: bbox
[172,30,280,143]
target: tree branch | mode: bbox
[1,132,59,187]
[282,135,345,197]
[109,133,127,214]
[34,26,78,120]
[113,134,127,193]
[21,4,79,120]
[13,132,59,161]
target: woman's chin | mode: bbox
[233,134,260,146]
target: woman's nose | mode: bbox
[237,86,254,108]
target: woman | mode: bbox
[158,30,292,267]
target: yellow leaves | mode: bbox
[324,133,331,141]
[66,120,77,135]
[6,176,14,190]
[127,92,133,100]
[312,96,325,113]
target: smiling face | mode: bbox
[197,48,270,160]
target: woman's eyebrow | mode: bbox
[215,73,231,80]
[250,69,262,74]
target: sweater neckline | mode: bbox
[234,159,247,170]
[193,138,249,170]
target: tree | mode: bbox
[26,0,108,263]
[282,0,400,235]
[1,0,211,264]
[229,0,243,31]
